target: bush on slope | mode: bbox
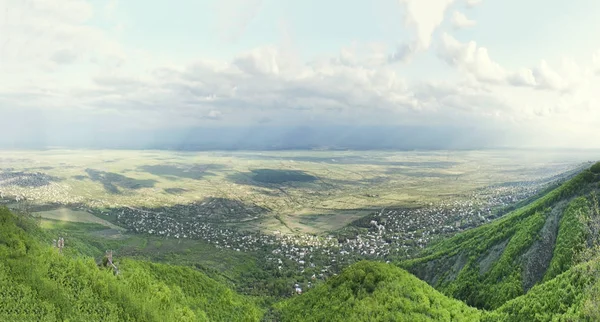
[274,261,481,322]
[484,259,600,322]
[400,169,598,310]
[0,207,262,322]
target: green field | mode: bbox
[0,149,595,234]
[36,208,124,230]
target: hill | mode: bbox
[399,163,600,310]
[0,207,263,322]
[274,261,481,321]
[275,257,600,322]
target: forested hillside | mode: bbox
[273,256,600,321]
[274,261,481,321]
[0,207,262,322]
[400,165,600,309]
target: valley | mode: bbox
[2,149,600,321]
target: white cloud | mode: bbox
[593,50,600,74]
[399,0,455,49]
[394,0,455,61]
[438,33,507,83]
[465,0,482,8]
[204,110,222,120]
[50,48,78,65]
[233,46,282,76]
[392,0,479,61]
[532,60,568,91]
[452,11,476,29]
[335,42,389,67]
[438,33,584,92]
[0,0,130,89]
[1,0,599,149]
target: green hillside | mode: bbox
[400,165,600,309]
[275,257,600,322]
[0,207,262,322]
[484,259,600,321]
[274,261,481,322]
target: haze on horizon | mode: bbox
[1,0,600,150]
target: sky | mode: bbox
[0,0,600,149]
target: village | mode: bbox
[102,179,550,293]
[0,166,572,294]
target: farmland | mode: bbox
[1,149,595,234]
[1,148,597,298]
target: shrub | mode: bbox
[591,162,600,174]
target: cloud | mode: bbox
[1,0,600,149]
[50,49,78,65]
[438,33,580,92]
[203,110,222,120]
[531,60,569,91]
[233,46,282,76]
[393,0,478,61]
[465,0,482,8]
[390,0,457,62]
[452,11,476,29]
[388,42,419,63]
[438,33,507,83]
[593,50,600,75]
[334,42,389,67]
[398,0,455,50]
[0,0,129,89]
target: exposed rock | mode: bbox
[479,239,510,275]
[521,200,566,292]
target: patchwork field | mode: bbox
[1,149,597,234]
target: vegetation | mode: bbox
[275,256,600,321]
[3,152,600,321]
[0,207,262,322]
[543,197,589,281]
[275,261,482,322]
[401,168,599,309]
[590,162,600,174]
[484,260,600,321]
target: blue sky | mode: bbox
[1,0,600,149]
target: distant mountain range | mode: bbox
[0,125,503,150]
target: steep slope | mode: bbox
[274,261,482,322]
[484,258,600,321]
[400,164,600,310]
[0,207,262,322]
[273,253,600,322]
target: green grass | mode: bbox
[35,208,123,230]
[0,207,263,322]
[38,218,279,297]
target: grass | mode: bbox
[35,208,124,230]
[0,208,264,322]
[38,218,266,293]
